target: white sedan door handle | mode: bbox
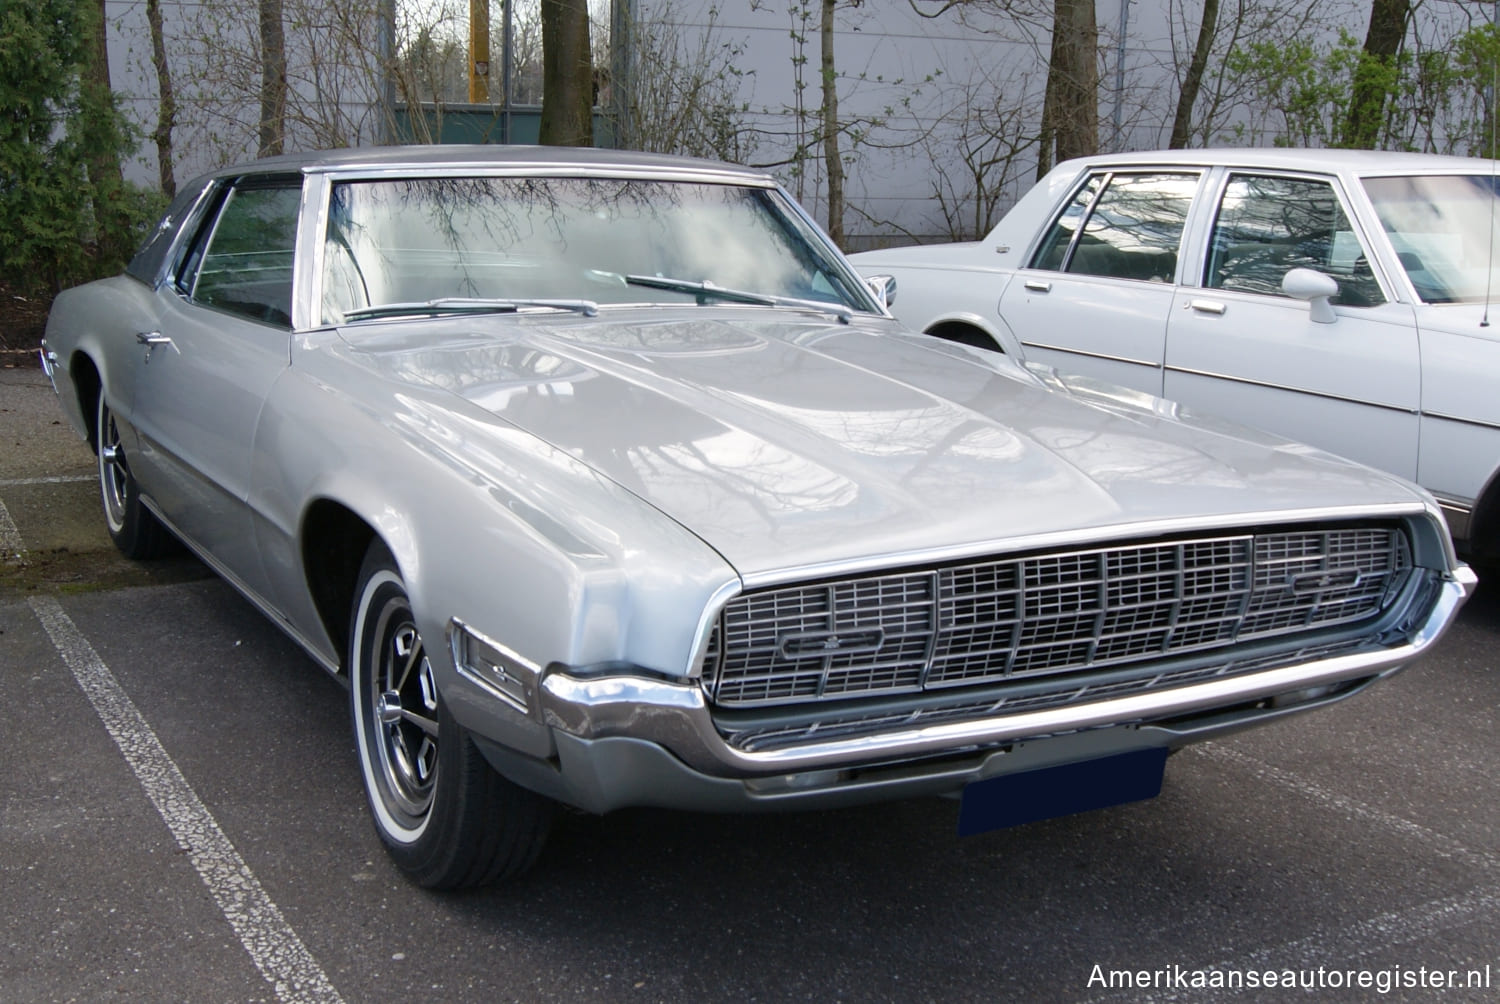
[1188,299,1226,315]
[136,330,174,345]
[1023,279,1052,293]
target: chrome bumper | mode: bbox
[38,343,60,393]
[536,566,1474,780]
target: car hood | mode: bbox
[337,309,1424,581]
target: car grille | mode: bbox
[701,525,1410,710]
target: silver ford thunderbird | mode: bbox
[41,147,1474,888]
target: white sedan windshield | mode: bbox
[1363,174,1500,304]
[321,176,869,323]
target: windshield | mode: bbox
[1362,174,1500,304]
[321,176,874,324]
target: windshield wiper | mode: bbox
[342,297,600,321]
[624,274,853,322]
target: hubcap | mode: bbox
[373,615,440,818]
[98,404,129,530]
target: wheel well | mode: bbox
[71,353,102,453]
[925,321,1002,352]
[302,500,377,673]
[1464,475,1500,566]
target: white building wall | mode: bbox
[103,0,1438,242]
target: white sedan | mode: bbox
[851,149,1500,561]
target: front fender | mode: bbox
[248,340,740,726]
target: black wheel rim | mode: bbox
[367,593,439,820]
[98,401,129,533]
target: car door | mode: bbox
[131,176,301,595]
[1163,170,1420,478]
[999,170,1203,394]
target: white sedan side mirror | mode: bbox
[1282,268,1339,324]
[865,274,897,311]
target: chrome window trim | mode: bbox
[152,177,222,293]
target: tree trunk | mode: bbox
[539,0,594,146]
[1040,0,1099,177]
[821,0,844,247]
[258,0,286,157]
[1342,0,1410,149]
[1169,0,1219,149]
[80,0,131,263]
[146,0,176,196]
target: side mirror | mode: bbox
[1281,268,1339,324]
[865,274,897,311]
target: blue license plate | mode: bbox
[957,748,1168,836]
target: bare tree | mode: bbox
[146,0,177,195]
[539,0,593,145]
[1037,0,1098,177]
[821,0,850,246]
[80,0,135,264]
[626,2,757,162]
[258,0,287,156]
[918,68,1039,240]
[1169,0,1219,148]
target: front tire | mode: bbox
[349,542,553,888]
[96,393,172,559]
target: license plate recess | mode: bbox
[957,747,1168,836]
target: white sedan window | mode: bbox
[1206,174,1385,307]
[1363,174,1500,304]
[1030,173,1197,283]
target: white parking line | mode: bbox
[28,595,344,1004]
[0,496,24,560]
[1082,743,1498,1002]
[0,475,94,487]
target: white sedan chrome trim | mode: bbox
[1166,364,1422,414]
[1019,340,1162,369]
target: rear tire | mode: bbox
[96,394,172,559]
[349,541,553,888]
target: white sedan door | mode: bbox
[1000,171,1203,395]
[1163,171,1420,478]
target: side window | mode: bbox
[1030,172,1197,283]
[1205,174,1385,306]
[1032,175,1101,271]
[186,182,302,327]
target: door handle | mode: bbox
[1023,280,1052,293]
[1187,299,1226,315]
[136,330,176,363]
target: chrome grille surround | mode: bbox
[702,525,1411,711]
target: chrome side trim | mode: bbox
[1020,340,1162,369]
[1165,364,1420,415]
[140,498,341,676]
[1423,409,1500,433]
[539,568,1471,777]
[38,345,59,393]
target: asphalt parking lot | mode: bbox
[3,359,1498,1003]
